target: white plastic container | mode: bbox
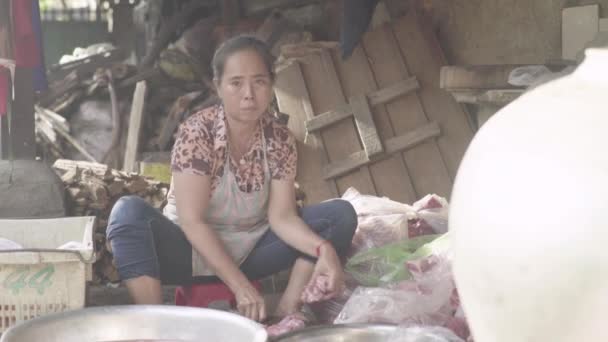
[451,48,608,342]
[0,216,95,334]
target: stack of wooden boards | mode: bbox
[274,10,474,205]
[52,159,169,283]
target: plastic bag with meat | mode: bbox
[342,188,449,255]
[337,234,472,340]
[351,214,410,255]
[387,326,465,342]
[335,254,455,325]
[342,187,416,217]
[345,235,440,287]
[409,194,449,237]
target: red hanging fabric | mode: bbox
[12,0,40,68]
[0,67,7,116]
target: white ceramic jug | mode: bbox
[450,48,608,342]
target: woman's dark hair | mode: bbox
[212,35,275,82]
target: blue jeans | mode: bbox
[106,196,357,285]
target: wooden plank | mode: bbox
[392,11,474,182]
[562,5,599,60]
[274,62,339,203]
[336,46,416,203]
[53,159,109,175]
[350,94,383,157]
[333,44,417,203]
[368,77,419,106]
[302,49,377,196]
[46,48,125,83]
[450,89,524,105]
[305,77,419,133]
[323,122,440,179]
[363,22,452,198]
[439,65,568,90]
[305,103,351,133]
[123,81,148,172]
[242,0,317,16]
[384,122,440,152]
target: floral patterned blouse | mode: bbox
[170,104,297,193]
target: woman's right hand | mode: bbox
[234,283,267,322]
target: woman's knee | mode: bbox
[107,195,152,240]
[108,196,149,225]
[327,199,358,238]
[310,199,357,256]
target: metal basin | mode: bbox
[273,324,398,342]
[0,305,267,342]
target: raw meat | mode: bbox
[265,314,306,337]
[301,274,331,303]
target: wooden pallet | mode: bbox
[274,11,473,204]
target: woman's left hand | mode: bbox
[311,243,344,300]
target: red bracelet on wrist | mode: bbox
[315,240,330,257]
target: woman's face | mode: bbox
[216,49,273,124]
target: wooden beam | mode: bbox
[242,0,317,16]
[368,76,419,106]
[306,77,419,133]
[383,121,441,153]
[305,103,351,133]
[123,81,147,172]
[350,95,383,157]
[52,159,109,175]
[274,60,340,201]
[439,65,570,91]
[323,121,440,179]
[450,89,524,105]
[46,48,125,82]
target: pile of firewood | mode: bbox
[53,159,169,283]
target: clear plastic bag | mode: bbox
[411,194,449,236]
[343,188,449,254]
[351,214,410,254]
[342,187,416,217]
[388,326,465,342]
[345,235,440,287]
[336,253,455,325]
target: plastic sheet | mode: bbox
[345,235,439,287]
[336,252,454,325]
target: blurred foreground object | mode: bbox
[450,48,608,342]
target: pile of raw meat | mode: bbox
[267,187,473,341]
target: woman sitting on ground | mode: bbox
[106,35,357,323]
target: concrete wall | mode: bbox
[428,0,608,65]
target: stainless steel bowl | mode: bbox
[273,324,398,342]
[0,305,267,342]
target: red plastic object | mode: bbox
[175,281,262,308]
